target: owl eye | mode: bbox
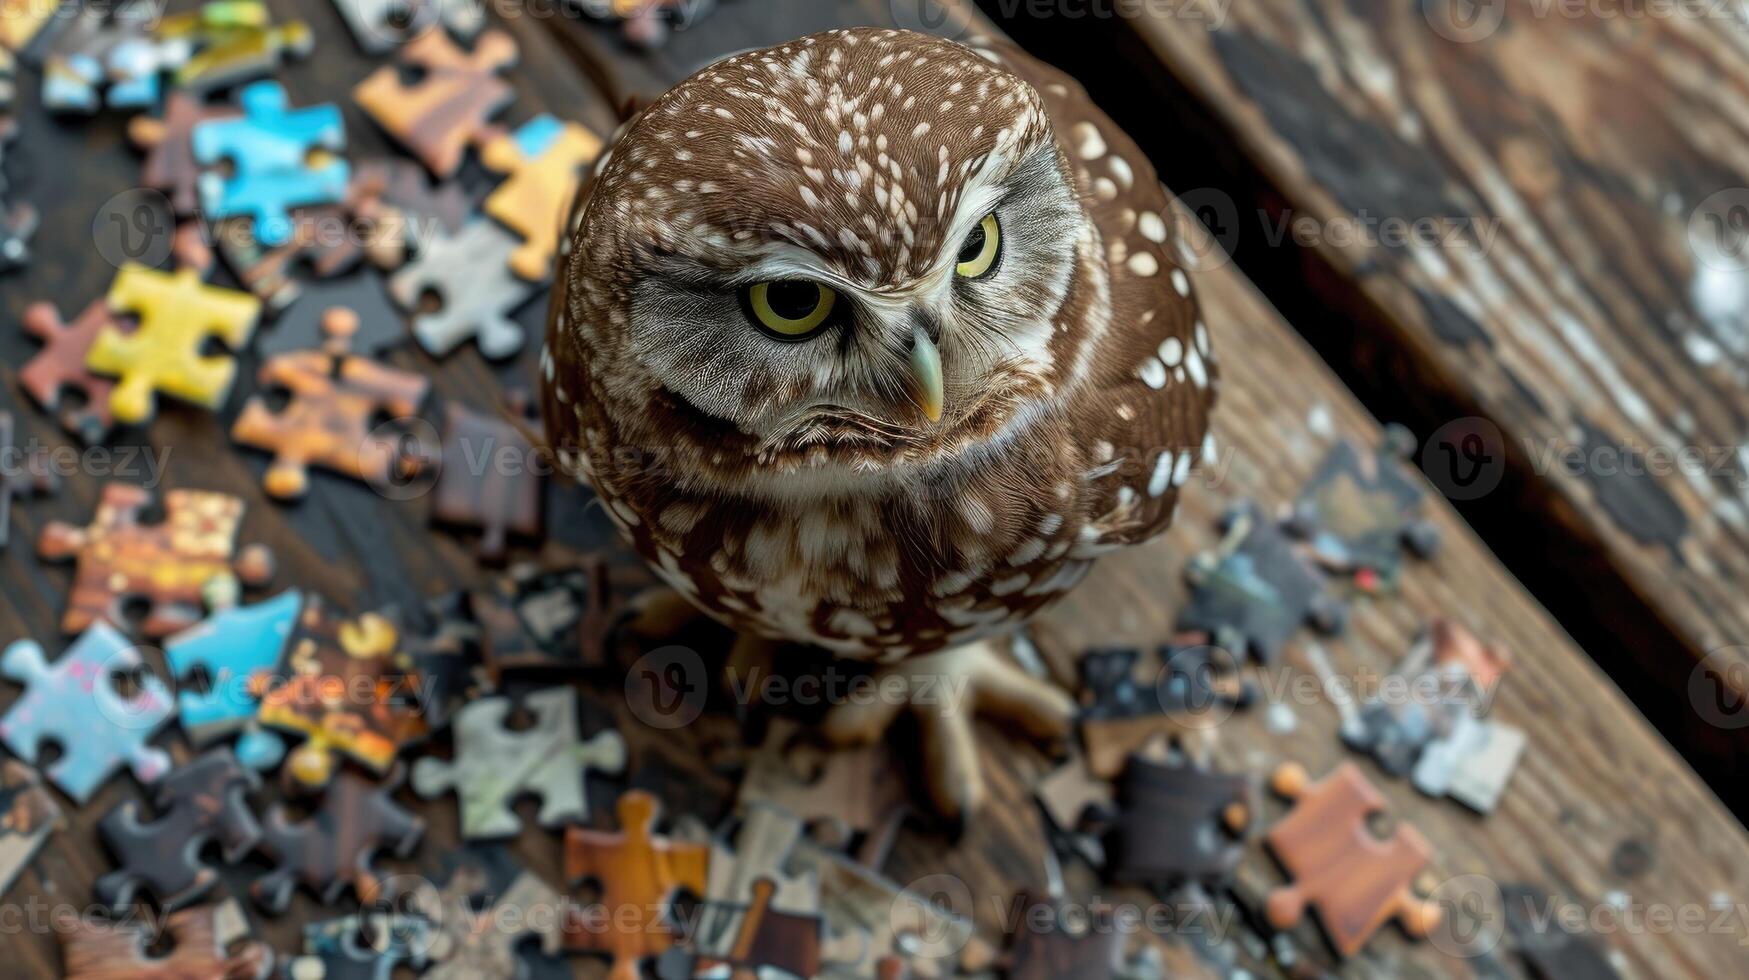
[743,280,839,339]
[955,213,1002,279]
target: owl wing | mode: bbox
[976,39,1219,555]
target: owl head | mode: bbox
[554,28,1097,494]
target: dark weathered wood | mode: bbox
[999,0,1749,809]
[0,1,1745,978]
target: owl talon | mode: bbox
[821,638,1075,823]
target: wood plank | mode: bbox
[999,0,1749,807]
[0,1,1740,978]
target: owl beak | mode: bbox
[909,320,945,423]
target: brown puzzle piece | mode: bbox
[37,483,275,637]
[60,899,273,980]
[353,28,519,179]
[739,718,908,861]
[232,307,430,500]
[254,595,430,792]
[564,790,711,980]
[1264,762,1441,957]
[129,91,241,216]
[21,298,128,444]
[431,398,544,564]
[251,764,425,914]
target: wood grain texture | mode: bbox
[1036,0,1749,805]
[0,1,1742,978]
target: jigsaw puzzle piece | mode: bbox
[0,0,57,52]
[689,803,823,979]
[252,765,425,914]
[563,791,711,980]
[789,835,978,979]
[354,28,518,178]
[233,307,431,500]
[1264,762,1441,958]
[412,687,626,839]
[95,747,263,912]
[37,483,276,638]
[1104,753,1250,887]
[193,81,349,246]
[255,597,430,791]
[0,622,174,804]
[129,93,241,216]
[260,270,406,356]
[61,899,274,980]
[431,399,545,564]
[21,298,124,443]
[1287,424,1441,592]
[480,114,603,281]
[160,2,313,94]
[391,218,538,359]
[90,264,261,425]
[0,760,65,897]
[333,0,486,53]
[1180,501,1346,664]
[165,590,300,769]
[472,559,634,678]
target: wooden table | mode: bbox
[0,1,1745,977]
[992,0,1749,813]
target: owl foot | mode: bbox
[820,638,1075,825]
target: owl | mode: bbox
[544,28,1217,818]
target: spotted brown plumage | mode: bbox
[543,28,1216,814]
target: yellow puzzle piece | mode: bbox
[90,265,262,425]
[481,115,602,282]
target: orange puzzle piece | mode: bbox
[1264,762,1441,957]
[353,28,518,179]
[231,308,430,500]
[481,115,602,281]
[38,483,275,637]
[565,790,711,980]
[89,264,262,426]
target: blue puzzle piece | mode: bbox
[166,590,301,771]
[1,622,174,804]
[192,81,350,247]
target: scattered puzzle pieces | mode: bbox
[255,595,431,791]
[392,218,539,359]
[252,764,425,914]
[564,790,711,980]
[61,899,274,980]
[0,760,64,897]
[333,0,486,53]
[1105,753,1250,887]
[413,686,626,839]
[22,298,127,444]
[684,803,823,979]
[0,621,173,805]
[90,263,262,426]
[38,483,276,637]
[95,748,262,913]
[410,845,568,980]
[1287,424,1441,592]
[0,411,58,551]
[193,81,350,247]
[40,2,184,114]
[354,28,518,178]
[738,719,907,860]
[233,306,431,500]
[480,115,602,281]
[432,398,545,564]
[1264,761,1440,958]
[1179,500,1346,665]
[789,835,977,980]
[165,590,302,770]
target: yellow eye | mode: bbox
[955,213,1002,279]
[744,280,838,338]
